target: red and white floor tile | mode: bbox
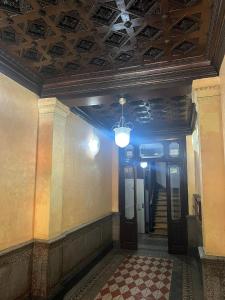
[94,255,173,300]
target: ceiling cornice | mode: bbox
[0,0,223,98]
[41,57,217,99]
[0,49,42,95]
[206,0,225,72]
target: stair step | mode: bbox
[154,223,167,229]
[156,203,167,207]
[158,194,166,197]
[155,211,167,217]
[155,203,167,209]
[155,208,167,213]
[155,217,167,223]
[157,200,167,204]
[155,203,167,207]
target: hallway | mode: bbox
[61,236,203,300]
[0,0,225,299]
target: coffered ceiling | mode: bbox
[0,0,224,96]
[0,0,211,79]
[74,95,194,135]
[0,0,224,136]
[68,84,195,136]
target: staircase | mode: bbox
[171,189,181,219]
[152,189,168,236]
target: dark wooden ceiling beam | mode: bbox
[0,0,223,102]
[207,0,225,72]
[59,84,192,107]
[41,56,216,99]
[71,106,195,139]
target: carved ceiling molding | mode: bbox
[41,57,217,98]
[192,77,221,105]
[206,0,225,71]
[0,0,224,96]
[71,105,196,137]
[0,47,42,94]
[0,0,223,137]
[0,0,209,79]
[68,85,197,137]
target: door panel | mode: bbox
[120,164,137,250]
[125,178,135,220]
[167,163,187,254]
[136,179,145,234]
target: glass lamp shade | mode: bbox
[140,161,148,169]
[114,127,131,148]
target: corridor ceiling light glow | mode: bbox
[140,161,148,169]
[113,97,133,148]
[88,134,100,156]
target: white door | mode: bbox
[136,179,145,233]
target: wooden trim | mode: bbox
[207,0,225,72]
[189,104,197,134]
[0,49,42,95]
[32,214,113,299]
[0,0,224,97]
[71,106,106,130]
[0,241,33,299]
[71,107,195,138]
[41,57,217,98]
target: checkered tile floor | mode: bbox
[94,255,173,300]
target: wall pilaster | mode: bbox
[193,77,225,299]
[34,98,70,240]
[193,77,225,257]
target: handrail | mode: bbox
[193,194,202,221]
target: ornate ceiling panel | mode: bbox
[0,0,212,79]
[73,92,194,135]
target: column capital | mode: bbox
[38,98,70,118]
[192,77,221,103]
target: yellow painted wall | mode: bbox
[193,76,225,256]
[220,56,225,162]
[33,99,70,240]
[0,73,38,250]
[186,135,196,215]
[62,113,113,231]
[199,93,225,256]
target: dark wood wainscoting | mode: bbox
[0,241,33,300]
[0,214,113,300]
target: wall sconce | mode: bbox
[88,134,100,157]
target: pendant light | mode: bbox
[140,161,148,169]
[113,97,133,148]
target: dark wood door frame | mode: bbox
[166,161,188,254]
[119,137,188,253]
[119,163,138,250]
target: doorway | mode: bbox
[119,138,188,254]
[136,161,168,251]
